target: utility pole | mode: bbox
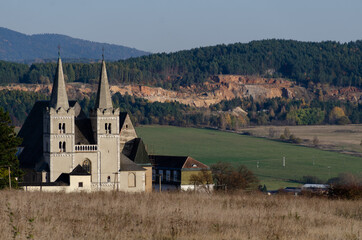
[8,166,11,190]
[283,157,286,168]
[159,174,162,192]
[117,172,119,192]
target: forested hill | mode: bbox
[0,27,149,62]
[0,39,361,88]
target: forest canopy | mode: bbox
[0,40,361,89]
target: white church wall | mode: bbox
[50,154,72,182]
[119,171,145,192]
[98,136,120,183]
[74,152,98,181]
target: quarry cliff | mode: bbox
[1,75,361,107]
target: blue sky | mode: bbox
[1,0,361,53]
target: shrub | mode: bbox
[328,184,362,200]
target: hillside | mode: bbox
[136,125,362,189]
[0,39,361,88]
[0,27,149,62]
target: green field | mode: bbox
[136,125,362,189]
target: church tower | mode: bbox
[43,55,75,182]
[90,57,120,187]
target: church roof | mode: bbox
[70,165,90,175]
[119,112,128,129]
[122,138,150,165]
[54,165,90,185]
[95,60,113,109]
[120,154,145,171]
[49,57,69,110]
[75,118,95,144]
[18,100,78,169]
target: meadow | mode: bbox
[0,190,361,240]
[239,124,362,156]
[136,125,362,189]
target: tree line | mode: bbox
[0,40,361,88]
[1,90,360,129]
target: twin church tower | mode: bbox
[19,55,149,192]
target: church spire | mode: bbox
[95,55,113,109]
[49,51,69,110]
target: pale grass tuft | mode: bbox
[0,190,361,239]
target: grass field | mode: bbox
[1,191,361,240]
[136,125,362,189]
[239,124,362,156]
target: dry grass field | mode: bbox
[239,124,362,157]
[0,190,361,240]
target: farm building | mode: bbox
[150,155,214,191]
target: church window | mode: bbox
[59,123,65,133]
[107,176,111,182]
[78,182,83,188]
[82,159,91,174]
[59,141,62,152]
[105,123,112,134]
[125,124,128,129]
[128,173,136,187]
[62,142,66,152]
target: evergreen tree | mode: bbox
[0,108,22,189]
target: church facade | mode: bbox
[18,56,152,192]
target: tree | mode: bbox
[313,136,319,147]
[284,127,291,138]
[268,127,276,138]
[0,108,22,189]
[210,162,259,191]
[329,107,346,124]
[189,169,213,193]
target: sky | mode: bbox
[1,0,361,53]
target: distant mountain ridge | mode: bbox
[0,27,150,62]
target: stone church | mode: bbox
[18,56,152,192]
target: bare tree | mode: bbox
[313,136,319,147]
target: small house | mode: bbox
[149,155,213,191]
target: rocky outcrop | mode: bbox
[1,75,360,107]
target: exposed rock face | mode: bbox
[1,75,361,107]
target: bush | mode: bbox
[328,185,362,200]
[211,162,259,192]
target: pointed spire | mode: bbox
[49,55,69,109]
[95,58,113,109]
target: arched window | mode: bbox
[107,176,111,182]
[128,173,136,187]
[105,123,108,133]
[59,141,62,152]
[108,123,111,134]
[62,123,66,133]
[62,142,66,152]
[82,159,91,174]
[59,123,62,133]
